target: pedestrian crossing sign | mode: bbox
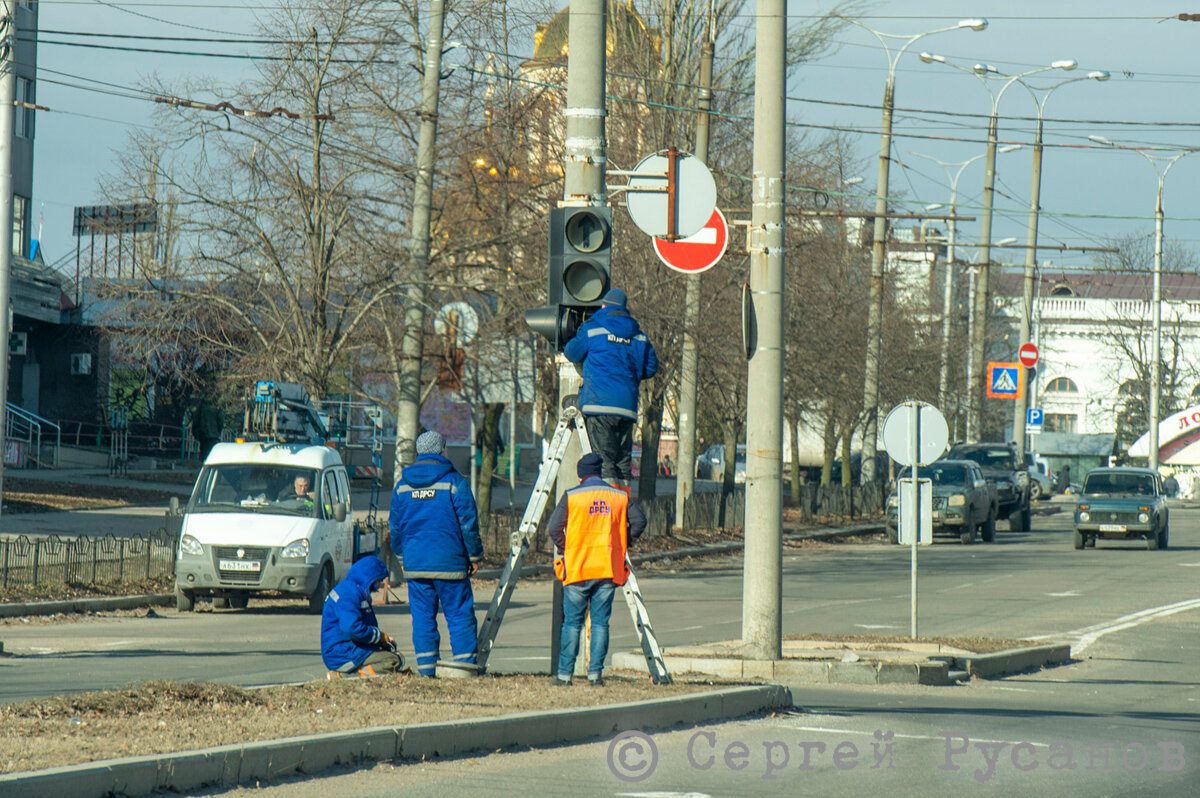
[987,362,1023,399]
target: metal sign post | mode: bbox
[883,401,949,640]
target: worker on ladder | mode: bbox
[563,288,658,484]
[548,453,647,686]
[389,431,484,677]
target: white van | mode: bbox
[174,441,372,612]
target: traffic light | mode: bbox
[526,206,612,350]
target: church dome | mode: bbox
[533,1,660,62]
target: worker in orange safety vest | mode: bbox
[548,452,646,686]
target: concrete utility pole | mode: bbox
[742,0,785,661]
[0,2,18,518]
[394,0,446,475]
[674,1,715,530]
[549,0,607,672]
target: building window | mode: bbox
[15,77,33,140]
[1050,284,1076,297]
[12,194,27,258]
[1045,413,1078,433]
[1046,377,1079,393]
[1120,380,1143,397]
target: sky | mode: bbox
[28,1,1200,278]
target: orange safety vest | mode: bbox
[555,483,630,586]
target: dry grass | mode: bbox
[0,673,737,775]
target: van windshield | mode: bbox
[189,464,320,517]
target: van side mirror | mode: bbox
[333,502,348,523]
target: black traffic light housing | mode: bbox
[526,205,612,351]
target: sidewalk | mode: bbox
[613,637,1072,686]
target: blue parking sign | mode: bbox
[1027,408,1043,426]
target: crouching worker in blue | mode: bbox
[390,430,484,677]
[549,453,646,686]
[320,555,403,677]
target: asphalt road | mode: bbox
[0,474,722,538]
[2,501,1197,700]
[178,504,1200,796]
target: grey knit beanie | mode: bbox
[416,430,446,455]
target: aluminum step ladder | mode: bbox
[475,406,672,684]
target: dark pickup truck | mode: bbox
[886,459,998,544]
[946,442,1032,532]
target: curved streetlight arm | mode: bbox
[1011,69,1109,459]
[1088,137,1198,468]
[849,17,987,483]
[842,17,987,77]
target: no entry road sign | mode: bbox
[652,208,728,274]
[1018,342,1039,368]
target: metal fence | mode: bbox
[477,484,886,557]
[0,531,178,590]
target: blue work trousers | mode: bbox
[557,579,617,680]
[407,578,477,676]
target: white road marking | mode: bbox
[854,623,897,630]
[1179,563,1200,567]
[762,723,1049,748]
[1028,597,1200,654]
[616,793,713,798]
[1045,590,1080,597]
[936,583,974,593]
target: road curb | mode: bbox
[957,644,1073,678]
[0,593,172,619]
[613,642,1070,686]
[0,684,792,798]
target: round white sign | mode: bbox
[882,402,949,467]
[626,151,717,239]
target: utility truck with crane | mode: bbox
[173,382,379,613]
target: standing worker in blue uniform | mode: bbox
[320,555,403,677]
[564,288,658,483]
[549,453,647,685]
[389,431,484,676]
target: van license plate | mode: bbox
[1098,524,1126,532]
[219,559,262,572]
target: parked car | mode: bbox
[695,444,746,483]
[946,442,1032,532]
[885,460,997,545]
[1022,453,1053,500]
[829,452,893,483]
[1073,467,1169,550]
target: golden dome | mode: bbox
[533,1,660,62]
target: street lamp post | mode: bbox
[844,16,987,484]
[910,145,1020,423]
[1088,136,1197,470]
[1011,71,1109,462]
[921,55,1077,441]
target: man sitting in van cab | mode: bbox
[321,555,404,677]
[278,474,315,504]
